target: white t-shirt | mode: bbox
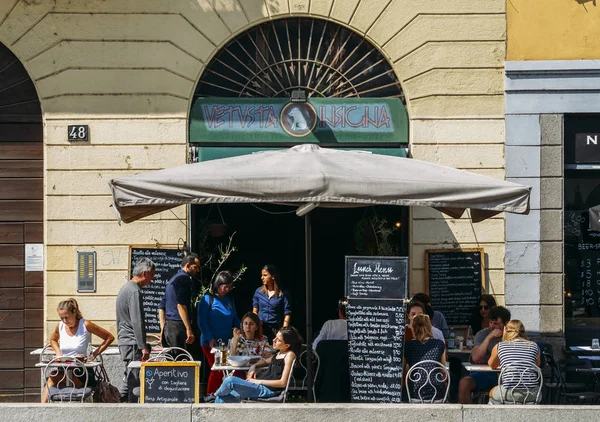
[313,319,348,350]
[59,318,90,356]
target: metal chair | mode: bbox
[288,347,320,402]
[406,360,450,403]
[153,347,194,362]
[44,356,94,402]
[490,362,543,404]
[558,358,600,404]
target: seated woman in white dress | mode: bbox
[42,298,114,403]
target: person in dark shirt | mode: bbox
[469,294,497,336]
[159,253,200,352]
[458,305,511,404]
[252,264,291,341]
[404,314,447,402]
[215,327,301,403]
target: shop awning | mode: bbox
[108,144,531,224]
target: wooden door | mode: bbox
[0,42,43,402]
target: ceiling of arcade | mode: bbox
[0,0,505,119]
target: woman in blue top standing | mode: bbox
[252,264,291,342]
[198,270,241,396]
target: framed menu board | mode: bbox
[129,246,184,333]
[347,298,406,403]
[140,361,200,403]
[425,248,484,326]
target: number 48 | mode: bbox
[68,125,88,140]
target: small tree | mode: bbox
[194,231,247,305]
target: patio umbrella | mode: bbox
[108,144,531,401]
[109,144,530,223]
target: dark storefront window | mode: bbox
[564,115,600,343]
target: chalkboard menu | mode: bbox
[347,298,406,403]
[425,249,483,326]
[129,247,183,333]
[140,362,200,403]
[564,210,600,315]
[345,256,408,300]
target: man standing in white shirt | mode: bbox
[313,298,348,349]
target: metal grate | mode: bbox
[195,18,404,101]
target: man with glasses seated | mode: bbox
[458,306,511,404]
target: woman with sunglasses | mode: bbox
[469,294,497,335]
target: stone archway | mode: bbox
[0,41,43,402]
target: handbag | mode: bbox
[93,365,122,403]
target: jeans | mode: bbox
[215,376,277,403]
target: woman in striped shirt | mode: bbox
[488,320,541,403]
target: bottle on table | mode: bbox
[221,341,228,365]
[466,326,474,349]
[214,339,223,366]
[447,327,455,349]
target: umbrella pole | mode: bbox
[305,212,314,403]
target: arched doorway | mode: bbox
[0,42,43,402]
[189,17,408,361]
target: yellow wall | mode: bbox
[507,0,600,60]
[0,0,508,340]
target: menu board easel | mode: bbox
[129,246,184,333]
[347,298,406,403]
[425,248,484,326]
[140,361,200,403]
[345,256,408,403]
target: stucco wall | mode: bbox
[0,0,507,340]
[507,0,600,61]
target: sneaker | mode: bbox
[203,395,216,403]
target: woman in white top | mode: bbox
[42,298,114,403]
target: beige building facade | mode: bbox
[0,0,508,400]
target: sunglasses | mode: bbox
[479,305,490,310]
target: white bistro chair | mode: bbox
[489,362,543,404]
[44,356,94,403]
[406,360,450,403]
[288,347,320,402]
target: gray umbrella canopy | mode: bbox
[109,144,530,223]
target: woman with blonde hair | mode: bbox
[488,320,541,403]
[42,298,115,403]
[403,314,447,401]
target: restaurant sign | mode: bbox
[189,98,408,143]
